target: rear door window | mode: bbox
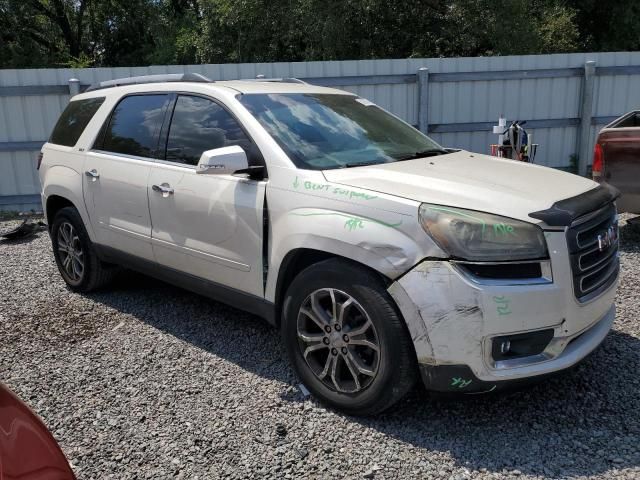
[164,95,259,166]
[49,97,105,147]
[100,94,170,158]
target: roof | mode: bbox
[215,80,351,95]
[78,73,351,99]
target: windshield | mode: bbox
[238,93,444,170]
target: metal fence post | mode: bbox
[68,78,80,97]
[417,67,429,134]
[577,61,596,176]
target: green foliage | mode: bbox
[436,0,580,56]
[0,0,637,68]
[567,0,640,52]
[60,53,94,69]
[537,5,579,53]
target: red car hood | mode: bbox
[0,384,75,480]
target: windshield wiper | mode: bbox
[341,160,384,169]
[341,149,450,168]
[395,149,451,162]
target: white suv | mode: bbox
[39,73,620,414]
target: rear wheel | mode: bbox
[51,206,117,292]
[282,258,416,415]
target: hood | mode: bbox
[322,150,598,224]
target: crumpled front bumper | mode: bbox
[388,244,618,394]
[415,304,614,394]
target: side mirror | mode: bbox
[196,145,248,175]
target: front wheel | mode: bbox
[282,258,416,415]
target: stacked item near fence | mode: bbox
[490,117,538,163]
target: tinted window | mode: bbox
[239,93,443,170]
[101,94,169,158]
[165,95,258,166]
[49,97,105,147]
[614,112,640,128]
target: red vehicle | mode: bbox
[593,111,640,214]
[0,384,75,480]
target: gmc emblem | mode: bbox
[597,225,618,251]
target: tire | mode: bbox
[282,258,417,415]
[50,206,117,292]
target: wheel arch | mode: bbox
[42,166,96,240]
[46,195,75,226]
[278,249,420,413]
[273,248,392,328]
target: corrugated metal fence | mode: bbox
[1,52,640,211]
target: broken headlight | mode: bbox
[419,204,548,261]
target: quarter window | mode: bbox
[165,95,257,166]
[49,97,105,147]
[101,94,169,158]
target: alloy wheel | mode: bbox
[296,288,380,393]
[57,222,84,282]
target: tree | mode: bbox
[0,0,165,67]
[1,0,73,67]
[435,0,579,57]
[567,0,640,52]
[0,0,638,69]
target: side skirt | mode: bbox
[95,244,277,325]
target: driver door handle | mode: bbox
[85,169,99,179]
[152,183,174,195]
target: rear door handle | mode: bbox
[152,183,174,196]
[85,169,99,180]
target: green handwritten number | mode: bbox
[493,295,512,315]
[344,218,365,231]
[291,212,402,229]
[451,377,472,388]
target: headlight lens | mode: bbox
[419,204,548,261]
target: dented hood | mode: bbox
[322,150,599,224]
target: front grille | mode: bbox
[566,204,619,301]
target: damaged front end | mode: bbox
[389,255,616,394]
[388,195,619,395]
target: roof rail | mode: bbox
[245,76,308,84]
[85,73,213,92]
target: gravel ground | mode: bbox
[1,216,639,480]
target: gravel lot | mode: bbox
[1,216,639,480]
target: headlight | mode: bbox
[419,204,548,261]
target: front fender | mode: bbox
[266,206,426,301]
[42,165,96,241]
